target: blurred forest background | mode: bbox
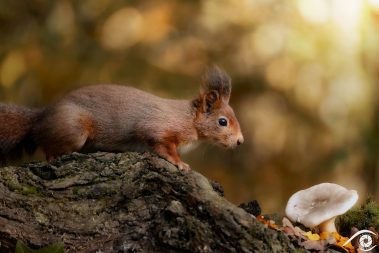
[1,0,379,213]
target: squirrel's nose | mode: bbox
[237,136,244,146]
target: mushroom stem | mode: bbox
[318,217,337,233]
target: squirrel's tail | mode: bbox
[0,103,43,164]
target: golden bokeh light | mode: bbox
[297,0,329,24]
[368,0,379,9]
[47,1,76,45]
[294,63,324,111]
[265,57,296,92]
[253,23,286,61]
[330,0,363,32]
[298,0,363,35]
[100,8,143,51]
[0,51,26,88]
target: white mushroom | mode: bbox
[285,183,358,233]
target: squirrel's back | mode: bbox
[63,84,190,117]
[34,84,196,156]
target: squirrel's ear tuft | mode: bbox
[196,66,231,113]
[201,66,231,104]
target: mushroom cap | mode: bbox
[285,183,358,228]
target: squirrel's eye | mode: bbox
[218,118,228,127]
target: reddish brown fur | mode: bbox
[0,66,243,170]
[0,104,41,163]
[43,115,94,160]
[79,115,95,139]
[1,113,29,140]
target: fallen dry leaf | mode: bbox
[256,215,278,230]
[300,239,328,251]
[281,218,355,252]
[282,217,307,238]
[303,231,320,241]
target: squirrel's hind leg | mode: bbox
[36,109,94,160]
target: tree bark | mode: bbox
[0,152,328,253]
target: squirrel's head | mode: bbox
[193,66,244,149]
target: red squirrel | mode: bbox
[0,66,243,170]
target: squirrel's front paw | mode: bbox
[177,162,191,172]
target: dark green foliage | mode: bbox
[15,241,64,253]
[337,197,379,237]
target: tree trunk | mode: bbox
[0,152,328,253]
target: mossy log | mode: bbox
[0,152,333,253]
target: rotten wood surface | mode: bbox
[0,152,330,253]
